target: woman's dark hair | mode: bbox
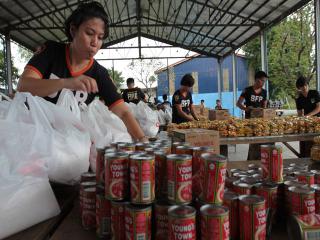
[296,76,308,88]
[180,74,195,87]
[65,1,109,42]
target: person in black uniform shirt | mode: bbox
[122,78,146,104]
[295,76,320,157]
[172,74,199,124]
[17,2,147,142]
[237,70,268,160]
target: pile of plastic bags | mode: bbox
[0,90,134,238]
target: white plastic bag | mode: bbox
[157,110,166,125]
[134,101,160,137]
[56,89,81,120]
[4,93,91,184]
[81,99,132,171]
[0,176,60,239]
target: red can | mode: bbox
[223,191,239,240]
[289,186,315,215]
[311,184,320,214]
[105,152,129,200]
[200,204,229,240]
[125,205,152,240]
[135,142,146,151]
[96,193,111,238]
[80,181,96,215]
[155,201,171,240]
[96,147,105,185]
[154,150,167,199]
[81,172,96,182]
[225,176,239,190]
[192,146,214,198]
[168,205,196,240]
[256,182,278,210]
[167,154,193,204]
[172,142,190,154]
[82,187,96,230]
[118,142,136,152]
[248,164,261,171]
[130,154,155,204]
[284,181,308,215]
[200,153,227,204]
[261,145,283,183]
[295,171,315,186]
[232,181,254,195]
[111,201,129,240]
[239,195,266,240]
[175,145,193,155]
[311,170,320,184]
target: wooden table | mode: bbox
[50,158,317,240]
[220,133,320,158]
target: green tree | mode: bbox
[243,2,315,103]
[108,67,125,88]
[0,49,19,89]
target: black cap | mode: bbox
[255,71,268,80]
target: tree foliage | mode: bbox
[128,57,163,101]
[242,2,315,102]
[108,67,125,88]
[0,49,19,89]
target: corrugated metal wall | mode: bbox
[156,55,250,117]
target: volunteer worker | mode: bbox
[237,70,268,160]
[17,2,146,142]
[295,76,320,157]
[122,78,146,104]
[172,74,199,124]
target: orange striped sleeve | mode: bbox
[108,99,124,110]
[25,65,43,78]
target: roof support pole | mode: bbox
[315,0,320,91]
[232,52,237,116]
[5,33,13,95]
[260,30,269,99]
[217,58,223,100]
[166,57,170,95]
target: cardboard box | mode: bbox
[193,105,209,119]
[209,109,230,120]
[250,108,276,119]
[172,128,220,154]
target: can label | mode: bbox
[105,157,128,200]
[167,159,192,204]
[240,201,266,240]
[169,216,196,240]
[256,186,278,210]
[297,174,315,186]
[111,202,127,240]
[315,191,320,214]
[223,195,239,239]
[125,207,152,240]
[82,188,96,230]
[201,214,229,240]
[200,160,226,204]
[155,204,170,240]
[96,194,111,237]
[314,174,320,184]
[261,146,283,183]
[291,192,315,215]
[296,214,320,238]
[96,149,105,184]
[155,153,167,199]
[130,159,155,204]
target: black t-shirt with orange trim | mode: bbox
[26,41,123,108]
[172,90,193,124]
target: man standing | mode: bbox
[122,78,146,104]
[215,99,223,110]
[237,71,268,160]
[295,76,320,157]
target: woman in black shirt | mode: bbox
[17,2,146,142]
[172,74,199,124]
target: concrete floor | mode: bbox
[227,141,300,161]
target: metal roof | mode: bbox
[0,0,312,58]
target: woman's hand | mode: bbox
[63,75,98,93]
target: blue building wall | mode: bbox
[156,55,249,118]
